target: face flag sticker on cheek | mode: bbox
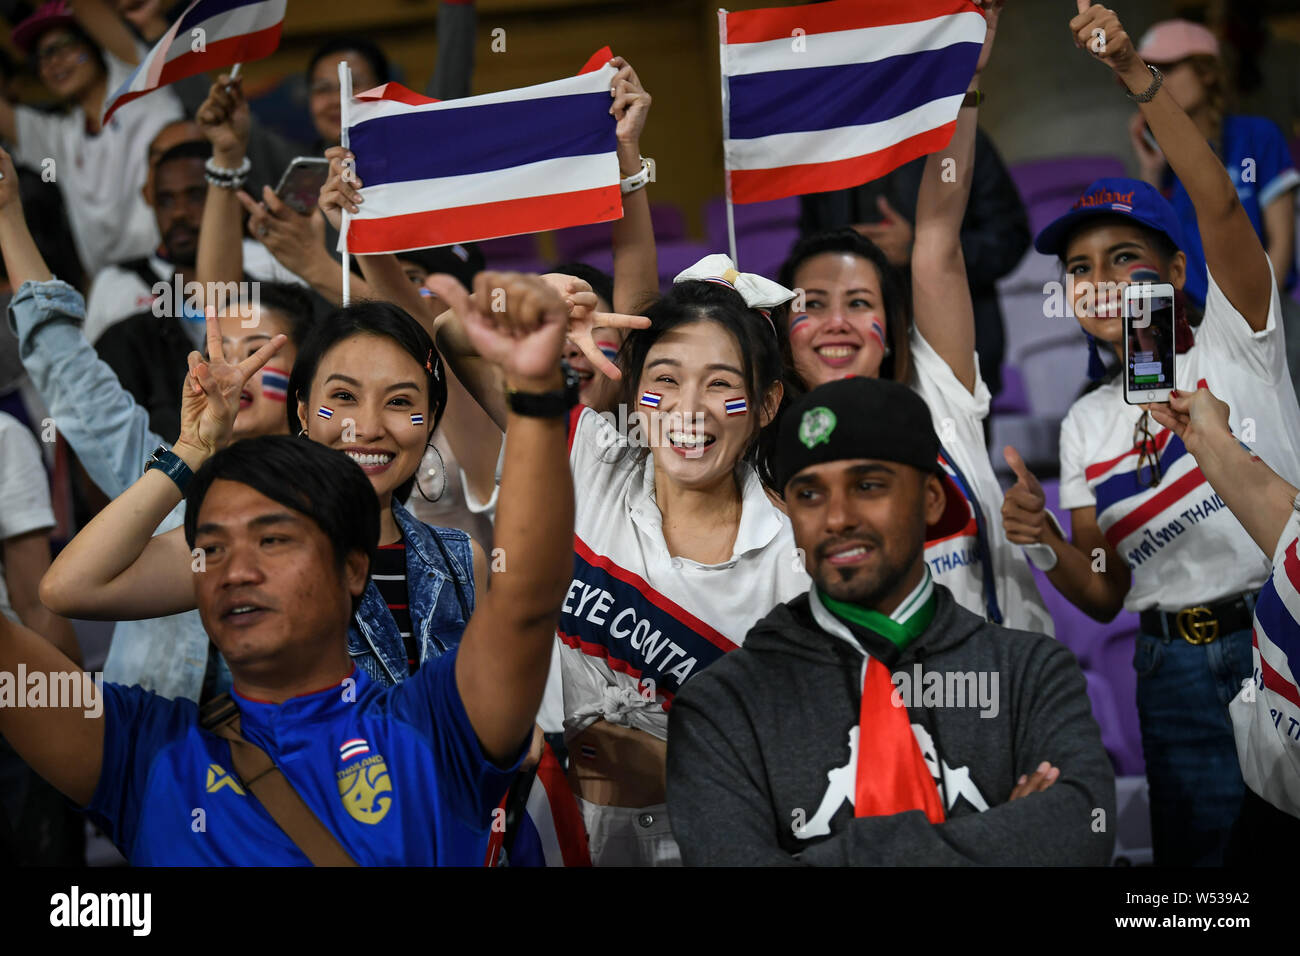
[596,340,620,364]
[410,413,424,426]
[867,319,886,349]
[640,391,662,408]
[1128,264,1160,284]
[724,397,748,416]
[317,406,334,421]
[261,367,288,403]
[788,314,812,338]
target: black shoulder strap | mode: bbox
[118,257,162,292]
[199,693,358,867]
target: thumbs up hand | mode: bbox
[1001,445,1050,545]
[1069,3,1142,82]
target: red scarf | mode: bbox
[854,658,945,823]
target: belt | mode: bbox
[1139,592,1257,645]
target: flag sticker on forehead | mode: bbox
[720,0,986,204]
[343,49,623,254]
[103,0,287,125]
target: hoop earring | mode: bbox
[413,441,446,503]
[298,428,308,438]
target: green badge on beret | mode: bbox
[799,407,836,449]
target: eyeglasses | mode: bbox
[1133,411,1163,489]
[34,36,86,67]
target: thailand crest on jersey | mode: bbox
[336,737,393,825]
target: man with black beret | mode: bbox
[665,377,1116,865]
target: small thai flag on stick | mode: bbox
[317,406,334,420]
[261,367,288,402]
[724,397,749,416]
[639,391,662,408]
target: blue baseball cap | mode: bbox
[1033,177,1185,259]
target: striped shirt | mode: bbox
[372,542,416,675]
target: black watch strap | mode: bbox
[144,444,194,493]
[505,362,580,418]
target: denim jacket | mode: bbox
[350,499,476,686]
[8,278,228,702]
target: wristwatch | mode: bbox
[505,360,580,418]
[144,444,194,493]
[620,157,656,195]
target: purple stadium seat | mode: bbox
[477,234,544,272]
[1008,156,1127,234]
[656,240,718,288]
[704,196,800,250]
[991,364,1030,415]
[555,203,692,263]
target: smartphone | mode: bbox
[274,157,330,215]
[1123,282,1176,405]
[1141,125,1160,155]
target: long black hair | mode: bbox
[286,301,447,503]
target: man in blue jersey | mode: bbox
[0,271,577,865]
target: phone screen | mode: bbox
[1126,291,1175,398]
[275,159,330,216]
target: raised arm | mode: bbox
[609,57,658,315]
[1150,387,1299,557]
[41,312,286,620]
[196,75,251,289]
[0,613,103,807]
[440,272,573,764]
[1071,2,1272,329]
[70,0,140,65]
[910,0,1002,393]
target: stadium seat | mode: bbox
[704,195,800,250]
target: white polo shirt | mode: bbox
[12,42,183,275]
[0,412,56,623]
[556,405,810,742]
[1059,264,1300,612]
[909,330,1055,637]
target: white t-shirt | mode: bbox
[1231,498,1300,819]
[13,42,183,276]
[556,406,810,742]
[909,330,1055,637]
[1059,265,1300,612]
[0,412,56,623]
[83,242,308,345]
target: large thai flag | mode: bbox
[102,0,286,125]
[344,50,622,254]
[721,0,986,204]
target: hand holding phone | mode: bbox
[274,157,330,216]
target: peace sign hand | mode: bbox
[541,272,651,380]
[175,309,287,463]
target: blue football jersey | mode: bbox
[86,650,525,865]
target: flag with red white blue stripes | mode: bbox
[720,0,985,204]
[103,0,286,125]
[485,743,592,867]
[343,50,622,253]
[1232,524,1300,818]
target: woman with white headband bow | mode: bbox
[763,0,1052,638]
[429,261,810,867]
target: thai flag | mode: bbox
[317,406,334,421]
[261,367,288,402]
[411,413,425,426]
[639,391,662,408]
[102,0,287,125]
[724,397,748,416]
[343,50,622,254]
[339,738,370,762]
[720,0,986,203]
[1231,532,1300,818]
[485,743,592,867]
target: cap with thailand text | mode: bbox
[1033,177,1185,259]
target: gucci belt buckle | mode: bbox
[1175,606,1219,645]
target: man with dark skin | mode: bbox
[667,378,1115,865]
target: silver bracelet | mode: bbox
[204,155,251,190]
[1126,64,1163,103]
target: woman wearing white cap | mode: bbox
[1002,2,1300,866]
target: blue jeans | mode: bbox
[1134,626,1253,867]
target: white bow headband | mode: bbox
[673,254,796,331]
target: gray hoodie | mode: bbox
[666,585,1116,865]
